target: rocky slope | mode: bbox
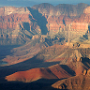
[52,74,90,90]
[2,40,90,65]
[5,64,71,83]
[32,43,90,63]
[3,43,90,83]
[1,3,90,90]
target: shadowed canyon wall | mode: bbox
[0,3,90,45]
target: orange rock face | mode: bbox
[0,13,30,30]
[0,7,33,30]
[5,68,57,82]
[47,15,65,31]
[83,6,90,14]
[5,64,71,83]
[0,5,89,35]
[52,75,90,90]
[32,3,89,34]
[70,22,88,32]
[49,64,72,79]
[47,15,89,33]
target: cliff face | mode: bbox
[4,44,90,83]
[0,7,42,45]
[1,4,90,90]
[0,6,41,31]
[0,13,30,29]
[32,3,88,16]
[0,6,31,16]
[0,7,29,30]
[32,3,90,39]
[0,4,90,45]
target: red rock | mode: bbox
[52,75,90,90]
[5,68,58,82]
[0,13,30,30]
[70,22,88,31]
[47,15,65,31]
[5,64,71,83]
[49,64,72,79]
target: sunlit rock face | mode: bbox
[0,7,33,30]
[70,22,88,36]
[32,3,89,37]
[0,3,89,45]
[83,6,90,14]
[0,7,42,45]
[52,75,90,90]
[0,14,30,29]
[5,64,71,83]
[0,7,31,30]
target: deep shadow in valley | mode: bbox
[0,45,20,62]
[23,22,30,31]
[60,65,75,76]
[0,55,60,78]
[0,79,68,90]
[27,7,48,35]
[82,57,90,68]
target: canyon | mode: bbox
[0,3,90,45]
[1,3,90,90]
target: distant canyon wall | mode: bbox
[32,3,90,36]
[0,4,90,44]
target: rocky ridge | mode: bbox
[5,64,71,83]
[0,7,41,45]
[52,74,90,90]
[0,3,90,45]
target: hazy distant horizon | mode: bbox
[0,0,90,7]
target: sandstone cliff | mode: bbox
[32,3,88,16]
[0,3,90,45]
[0,7,42,45]
[32,3,90,39]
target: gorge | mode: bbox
[0,3,90,90]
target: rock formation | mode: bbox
[0,7,42,45]
[5,68,58,82]
[83,69,90,76]
[0,4,90,45]
[87,69,90,76]
[52,68,90,90]
[5,64,71,83]
[32,3,88,16]
[52,75,90,90]
[1,3,90,90]
[83,69,87,75]
[32,3,89,37]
